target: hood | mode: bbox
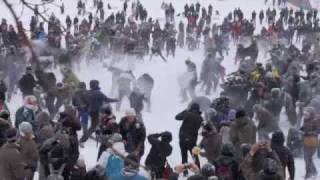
[221,143,234,157]
[90,80,100,90]
[271,131,285,146]
[36,112,51,128]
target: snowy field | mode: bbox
[0,0,319,179]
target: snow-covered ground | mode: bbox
[1,0,319,179]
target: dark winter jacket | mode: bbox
[87,86,118,113]
[19,73,36,95]
[145,134,172,173]
[271,131,295,180]
[175,109,203,144]
[0,142,27,180]
[119,117,146,157]
[19,136,39,172]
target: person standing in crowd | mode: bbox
[230,110,256,157]
[145,131,173,179]
[19,66,37,97]
[0,128,27,179]
[301,107,319,179]
[175,103,203,176]
[271,131,295,180]
[18,122,39,180]
[119,108,146,161]
[15,95,39,130]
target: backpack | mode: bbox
[216,162,234,180]
[47,163,65,180]
[106,154,124,179]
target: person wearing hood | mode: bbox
[0,128,27,180]
[271,131,295,180]
[240,141,284,180]
[175,103,203,176]
[145,131,173,179]
[35,111,55,146]
[301,106,319,179]
[15,95,39,130]
[257,158,283,180]
[213,143,239,180]
[193,121,222,163]
[18,122,39,180]
[80,80,118,144]
[230,110,256,157]
[119,108,146,160]
[18,66,36,97]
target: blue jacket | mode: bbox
[87,87,117,112]
[111,168,148,180]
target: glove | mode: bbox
[192,146,201,155]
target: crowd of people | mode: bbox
[0,0,320,179]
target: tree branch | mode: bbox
[20,0,67,33]
[2,0,38,63]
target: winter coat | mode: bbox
[63,71,80,88]
[72,89,89,109]
[145,134,172,172]
[119,117,146,156]
[15,106,36,130]
[0,142,27,180]
[87,87,118,113]
[271,132,295,180]
[230,116,256,153]
[111,168,148,180]
[256,107,279,132]
[36,112,55,146]
[175,110,203,145]
[240,150,284,180]
[19,136,39,172]
[19,73,36,95]
[200,131,222,163]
